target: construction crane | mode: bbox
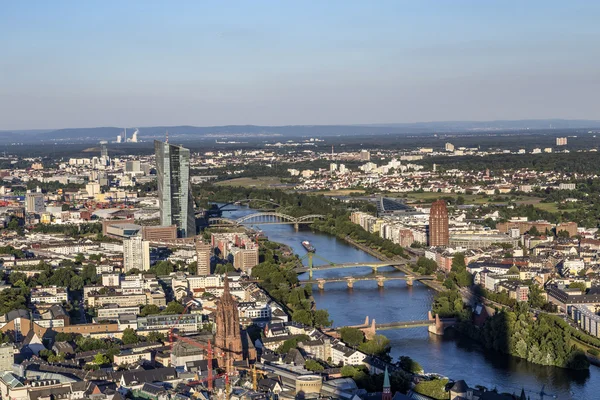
[167,305,233,394]
[236,365,273,391]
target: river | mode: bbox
[222,206,599,399]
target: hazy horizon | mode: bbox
[2,1,600,130]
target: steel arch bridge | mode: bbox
[208,212,325,229]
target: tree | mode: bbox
[121,328,139,345]
[508,265,520,274]
[93,353,110,366]
[313,309,332,327]
[398,356,423,373]
[451,253,466,271]
[340,365,358,377]
[292,310,313,326]
[140,304,161,317]
[162,301,185,315]
[340,327,364,347]
[277,335,309,354]
[145,331,166,343]
[529,226,540,236]
[305,359,324,372]
[358,334,390,356]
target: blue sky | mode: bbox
[1,1,599,129]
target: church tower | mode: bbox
[214,275,243,371]
[382,366,392,400]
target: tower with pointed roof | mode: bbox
[214,275,243,371]
[382,366,392,400]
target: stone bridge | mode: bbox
[331,312,457,340]
[304,274,435,289]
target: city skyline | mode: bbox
[2,1,600,129]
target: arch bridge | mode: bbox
[208,212,325,231]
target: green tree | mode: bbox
[140,304,161,317]
[145,331,166,343]
[313,309,332,327]
[121,328,139,345]
[162,301,185,315]
[305,359,324,372]
[413,378,449,400]
[398,356,423,373]
[292,310,313,326]
[339,327,365,347]
[358,334,390,356]
[93,353,110,366]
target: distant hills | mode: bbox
[1,119,600,143]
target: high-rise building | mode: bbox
[25,192,45,213]
[123,236,150,272]
[196,239,211,276]
[125,160,141,173]
[359,149,370,161]
[100,141,109,158]
[215,276,243,371]
[556,137,568,146]
[154,140,196,238]
[445,142,455,152]
[429,200,449,246]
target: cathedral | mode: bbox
[214,275,254,371]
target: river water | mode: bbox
[222,207,599,399]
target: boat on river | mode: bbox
[302,240,316,252]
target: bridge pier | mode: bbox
[427,314,444,336]
[346,278,355,289]
[406,277,414,286]
[377,277,386,288]
[294,223,299,232]
[317,279,325,291]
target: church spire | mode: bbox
[382,366,391,400]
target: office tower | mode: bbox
[123,236,150,272]
[196,239,211,275]
[429,200,449,246]
[154,140,196,237]
[100,141,108,158]
[25,192,45,213]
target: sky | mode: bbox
[1,0,600,130]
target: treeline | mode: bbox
[434,289,590,370]
[424,152,600,174]
[195,184,375,218]
[32,222,104,238]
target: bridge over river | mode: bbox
[327,313,457,339]
[303,274,435,289]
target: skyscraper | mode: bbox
[429,199,449,247]
[215,276,243,372]
[154,140,196,237]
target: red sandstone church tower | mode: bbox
[429,199,449,246]
[215,276,243,371]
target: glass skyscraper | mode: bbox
[154,140,196,238]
